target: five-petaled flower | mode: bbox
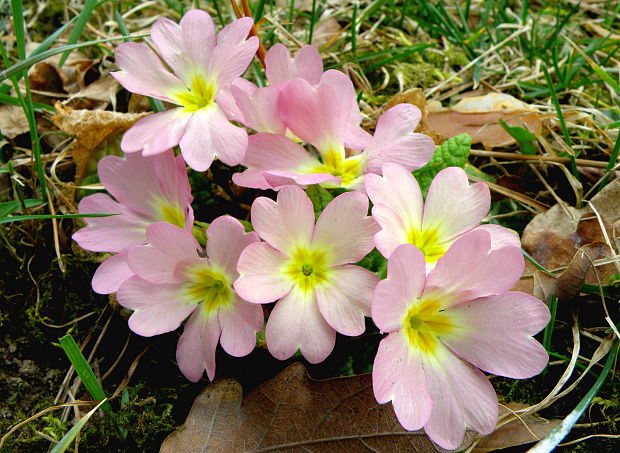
[111,10,258,171]
[72,150,193,294]
[366,162,520,264]
[371,231,550,449]
[234,185,379,363]
[117,217,263,382]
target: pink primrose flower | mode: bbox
[372,232,550,449]
[117,217,262,382]
[72,150,193,294]
[111,10,259,171]
[234,185,379,363]
[233,71,435,190]
[365,163,521,264]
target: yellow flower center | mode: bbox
[285,247,329,293]
[173,75,217,112]
[403,299,454,354]
[154,200,186,229]
[180,264,233,318]
[310,149,364,188]
[407,228,446,263]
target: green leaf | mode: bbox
[498,118,537,155]
[306,184,334,219]
[413,133,472,195]
[0,212,116,224]
[50,399,107,453]
[464,163,496,183]
[0,198,43,218]
[59,335,112,413]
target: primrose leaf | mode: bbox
[413,133,472,195]
[499,118,537,155]
[306,184,334,219]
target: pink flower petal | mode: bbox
[232,169,272,190]
[121,109,189,155]
[150,17,191,82]
[312,191,378,265]
[250,185,315,254]
[422,167,490,242]
[370,204,409,259]
[179,10,216,75]
[111,42,184,102]
[176,308,221,381]
[424,229,524,305]
[117,276,195,337]
[265,43,323,86]
[474,223,521,250]
[216,80,251,123]
[218,297,263,357]
[234,242,292,303]
[379,332,433,431]
[364,106,434,174]
[365,163,423,240]
[209,18,258,87]
[98,151,172,217]
[73,193,146,253]
[442,291,550,378]
[423,344,498,450]
[230,84,285,134]
[242,133,322,172]
[371,244,426,332]
[263,171,339,190]
[154,153,194,225]
[315,265,377,336]
[206,215,259,278]
[278,70,357,152]
[265,287,336,363]
[344,124,372,151]
[128,223,200,285]
[91,252,133,294]
[179,106,247,171]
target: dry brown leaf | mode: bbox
[160,362,477,453]
[384,88,442,143]
[0,104,30,139]
[532,243,612,303]
[473,404,561,453]
[426,93,542,148]
[311,17,342,50]
[518,179,620,294]
[51,102,147,180]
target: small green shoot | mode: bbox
[0,213,117,225]
[498,119,537,155]
[50,399,107,453]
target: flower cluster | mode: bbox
[73,9,550,450]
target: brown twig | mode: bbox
[469,150,609,168]
[230,0,266,67]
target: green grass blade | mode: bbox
[599,129,620,190]
[50,399,107,453]
[307,0,318,44]
[10,0,26,60]
[30,17,78,57]
[542,63,579,179]
[529,343,618,453]
[253,0,266,22]
[59,0,103,67]
[0,213,117,225]
[59,335,112,413]
[0,198,44,218]
[0,92,55,112]
[0,34,149,83]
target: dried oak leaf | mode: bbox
[160,362,477,453]
[533,243,613,303]
[517,179,620,295]
[51,102,147,181]
[426,93,542,148]
[473,403,561,453]
[0,104,30,139]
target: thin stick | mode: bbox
[469,150,608,168]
